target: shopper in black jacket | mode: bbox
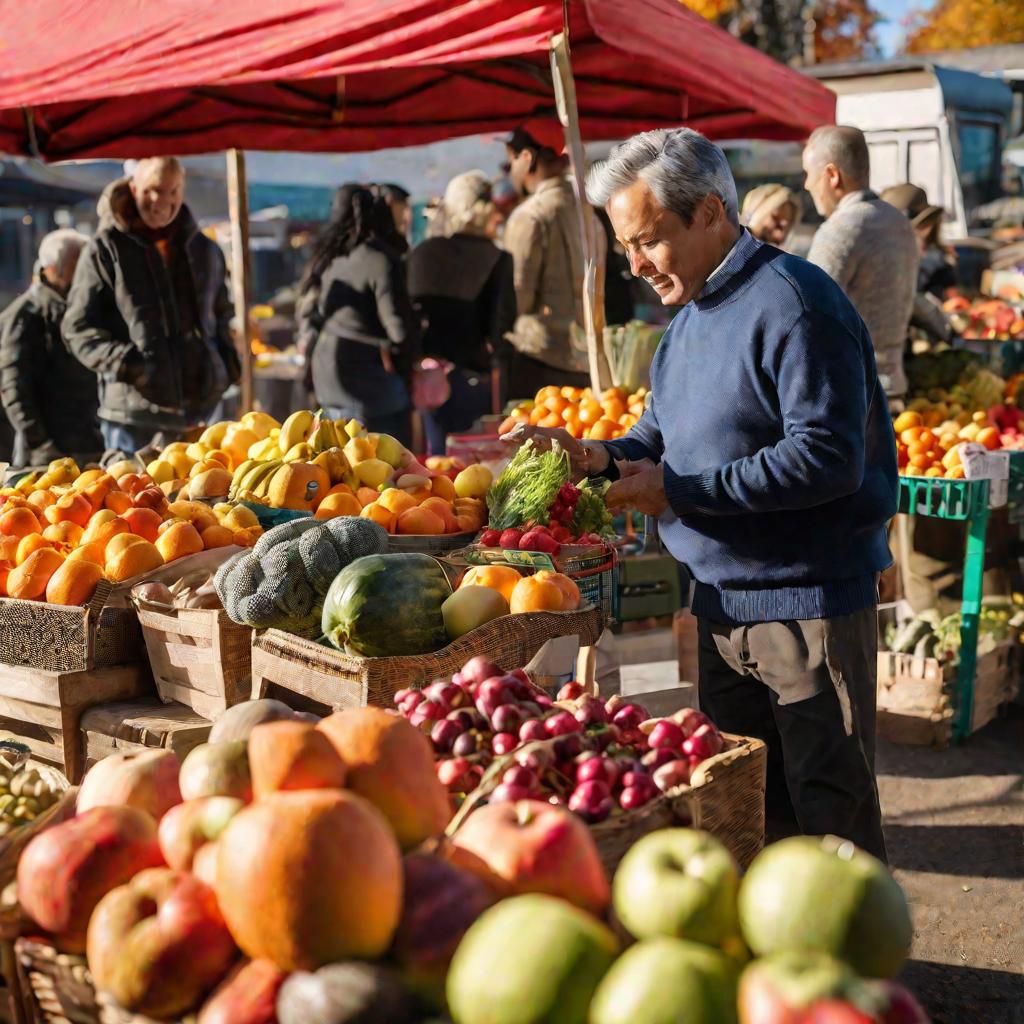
[0,230,102,466]
[409,170,516,451]
[296,184,420,446]
[63,157,240,454]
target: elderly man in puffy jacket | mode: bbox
[0,229,102,466]
[63,157,240,454]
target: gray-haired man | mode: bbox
[504,127,897,860]
[0,229,102,466]
[804,126,919,405]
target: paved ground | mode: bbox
[879,708,1024,1023]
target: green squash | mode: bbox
[322,553,451,657]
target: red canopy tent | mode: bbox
[0,0,833,160]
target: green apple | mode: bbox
[590,937,738,1024]
[613,828,740,947]
[446,894,618,1024]
[738,836,912,979]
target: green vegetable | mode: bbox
[487,440,570,531]
[572,479,614,539]
[322,553,451,657]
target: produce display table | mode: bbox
[898,475,991,741]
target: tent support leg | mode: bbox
[551,32,610,394]
[227,148,253,415]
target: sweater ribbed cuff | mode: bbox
[663,461,716,516]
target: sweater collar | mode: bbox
[695,228,765,308]
[836,188,878,211]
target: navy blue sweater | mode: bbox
[604,230,899,624]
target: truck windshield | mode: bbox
[955,119,1002,212]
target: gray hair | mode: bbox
[37,229,88,276]
[131,156,185,184]
[806,126,870,189]
[586,128,739,227]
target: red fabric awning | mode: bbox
[0,0,835,160]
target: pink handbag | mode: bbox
[411,357,452,411]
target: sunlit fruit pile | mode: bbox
[499,384,648,441]
[0,461,262,606]
[943,294,1024,340]
[893,409,999,478]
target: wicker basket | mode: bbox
[15,937,96,1024]
[251,606,605,714]
[96,993,193,1024]
[0,581,143,674]
[387,531,477,554]
[133,600,252,721]
[589,734,767,872]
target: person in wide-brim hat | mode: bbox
[881,183,956,301]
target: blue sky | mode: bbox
[874,0,917,56]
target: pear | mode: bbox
[373,433,405,469]
[354,459,393,489]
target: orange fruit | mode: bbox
[893,411,923,433]
[419,497,459,533]
[67,541,106,566]
[535,386,561,402]
[543,394,569,414]
[947,466,966,479]
[45,558,103,607]
[16,534,54,565]
[82,515,131,549]
[104,490,133,515]
[429,475,457,502]
[899,427,925,445]
[601,398,626,421]
[908,453,931,470]
[356,487,382,508]
[44,493,92,528]
[105,539,163,583]
[509,575,566,614]
[924,466,944,478]
[0,536,19,564]
[42,522,84,549]
[396,507,446,535]
[528,407,547,426]
[105,533,147,560]
[200,525,235,549]
[26,490,56,513]
[6,547,64,601]
[535,570,581,611]
[155,521,204,563]
[916,429,936,448]
[122,507,163,543]
[360,502,396,533]
[587,419,620,441]
[0,507,42,540]
[378,489,418,515]
[977,426,1000,451]
[315,492,363,520]
[577,404,601,425]
[537,413,563,429]
[460,565,524,604]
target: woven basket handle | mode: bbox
[575,645,598,697]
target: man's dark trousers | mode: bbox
[697,606,887,862]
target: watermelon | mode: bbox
[322,554,450,657]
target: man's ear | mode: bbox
[826,162,842,191]
[703,193,723,229]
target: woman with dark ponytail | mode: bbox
[296,184,420,444]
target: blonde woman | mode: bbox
[741,183,802,248]
[408,171,517,451]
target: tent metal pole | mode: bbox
[550,32,610,394]
[226,148,253,414]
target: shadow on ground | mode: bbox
[899,960,1024,1024]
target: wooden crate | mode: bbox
[134,604,252,721]
[251,607,605,715]
[79,700,212,775]
[876,642,1019,746]
[0,664,151,783]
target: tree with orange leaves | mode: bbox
[905,0,1024,53]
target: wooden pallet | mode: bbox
[79,700,212,776]
[0,664,152,783]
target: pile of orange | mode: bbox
[894,410,999,479]
[499,385,648,441]
[458,564,581,613]
[0,461,264,607]
[317,474,487,536]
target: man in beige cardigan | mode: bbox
[803,126,919,407]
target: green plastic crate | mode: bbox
[898,475,989,520]
[1007,452,1024,522]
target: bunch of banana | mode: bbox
[279,409,316,453]
[309,412,342,453]
[229,459,284,501]
[248,435,283,461]
[0,765,61,836]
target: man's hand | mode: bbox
[605,463,668,516]
[500,422,610,477]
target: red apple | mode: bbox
[675,707,713,738]
[648,719,685,751]
[544,711,582,736]
[158,797,245,871]
[492,733,518,756]
[76,749,182,820]
[576,755,619,788]
[17,806,165,953]
[451,799,610,914]
[683,724,724,762]
[519,719,548,743]
[558,682,585,701]
[612,703,650,730]
[492,783,535,803]
[461,657,505,687]
[197,959,286,1024]
[568,780,614,823]
[88,868,238,1018]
